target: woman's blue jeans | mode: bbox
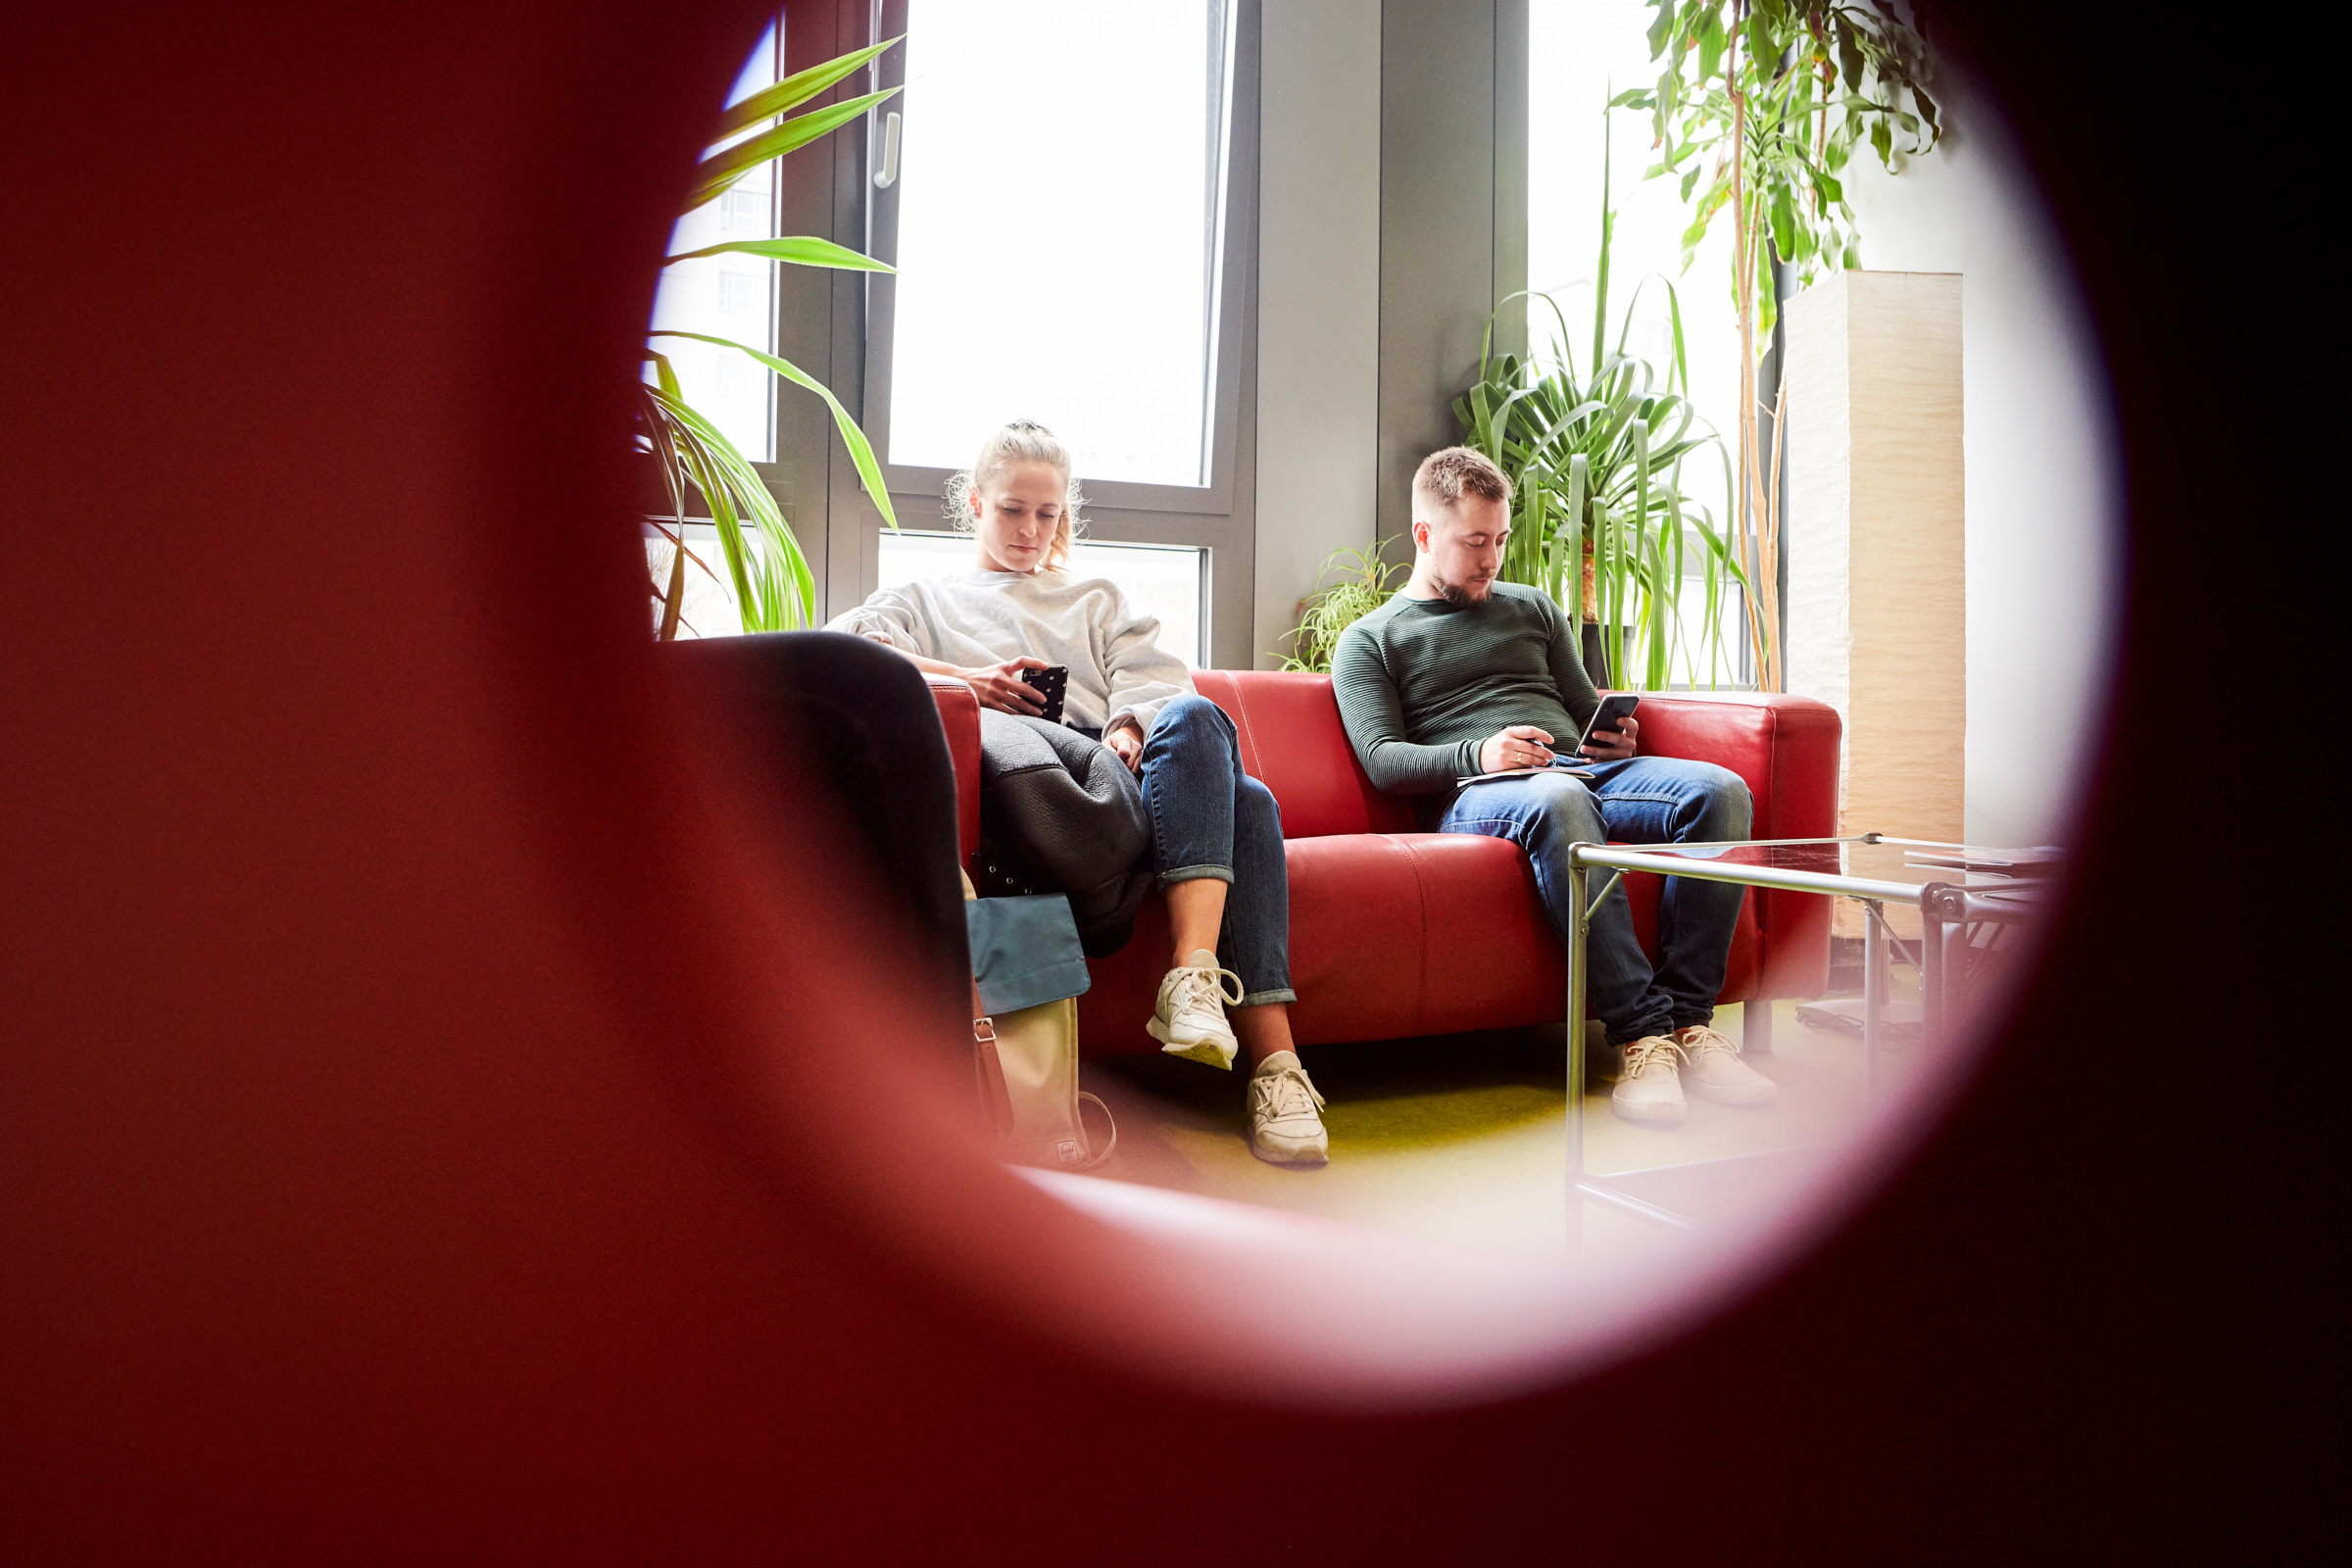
[1137,695,1297,1006]
[1437,757,1752,1045]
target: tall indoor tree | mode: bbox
[1618,0,1938,689]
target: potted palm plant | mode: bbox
[642,36,905,640]
[1454,117,1747,693]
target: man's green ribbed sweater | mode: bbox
[1330,581,1600,795]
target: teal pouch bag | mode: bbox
[963,893,1092,1015]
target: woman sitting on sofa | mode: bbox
[826,420,1327,1166]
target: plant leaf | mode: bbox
[687,87,900,211]
[642,348,683,402]
[1645,0,1675,60]
[713,35,900,137]
[664,235,895,271]
[1697,7,1726,82]
[653,330,899,531]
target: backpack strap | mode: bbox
[969,980,1014,1136]
[1070,1091,1117,1171]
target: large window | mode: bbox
[1529,0,1749,685]
[1528,0,1738,455]
[648,3,1259,660]
[858,0,1260,667]
[877,1,1239,488]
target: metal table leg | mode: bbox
[1567,854,1682,1243]
[1566,859,1587,1248]
[1862,897,1886,1093]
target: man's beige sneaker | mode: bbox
[1611,1035,1688,1123]
[1147,949,1244,1068]
[1248,1051,1328,1165]
[1675,1023,1779,1106]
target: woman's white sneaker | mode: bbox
[1148,949,1244,1069]
[1611,1035,1688,1123]
[1675,1023,1779,1106]
[1248,1051,1328,1164]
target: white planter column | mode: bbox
[1784,270,1966,937]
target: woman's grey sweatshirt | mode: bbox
[827,567,1192,737]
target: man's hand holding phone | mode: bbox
[1574,693,1642,761]
[1579,710,1638,760]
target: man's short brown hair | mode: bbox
[1411,446,1512,517]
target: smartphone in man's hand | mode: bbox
[1574,693,1641,757]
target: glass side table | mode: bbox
[1564,834,2059,1240]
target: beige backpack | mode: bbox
[962,873,1114,1170]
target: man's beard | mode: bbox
[1436,575,1494,609]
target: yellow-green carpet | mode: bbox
[1078,989,1929,1267]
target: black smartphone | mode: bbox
[1573,693,1641,757]
[1020,664,1069,724]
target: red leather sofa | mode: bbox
[926,671,1840,1056]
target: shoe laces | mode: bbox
[1620,1035,1686,1078]
[1675,1024,1740,1060]
[1253,1063,1327,1120]
[1167,961,1245,1017]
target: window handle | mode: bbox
[872,111,902,190]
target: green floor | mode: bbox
[1079,980,1929,1267]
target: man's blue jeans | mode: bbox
[1438,757,1752,1044]
[1137,695,1297,1006]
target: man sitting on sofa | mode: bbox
[1330,447,1776,1124]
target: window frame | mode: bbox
[844,0,1262,666]
[860,0,1251,516]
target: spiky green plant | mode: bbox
[643,38,904,639]
[1278,547,1406,674]
[1454,114,1748,692]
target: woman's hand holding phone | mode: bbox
[962,655,1052,715]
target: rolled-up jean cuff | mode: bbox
[1157,864,1234,888]
[1238,988,1297,1008]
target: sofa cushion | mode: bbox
[1193,669,1416,839]
[1076,832,1559,1054]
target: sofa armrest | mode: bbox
[1630,690,1841,1001]
[924,674,981,861]
[1623,690,1840,841]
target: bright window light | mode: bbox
[1528,0,1739,520]
[887,1,1235,487]
[648,23,782,464]
[878,530,1204,669]
[646,523,758,641]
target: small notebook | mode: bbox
[1455,761,1596,787]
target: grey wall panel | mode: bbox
[1253,0,1382,668]
[1376,0,1524,554]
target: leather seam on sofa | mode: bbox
[1398,833,1437,1036]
